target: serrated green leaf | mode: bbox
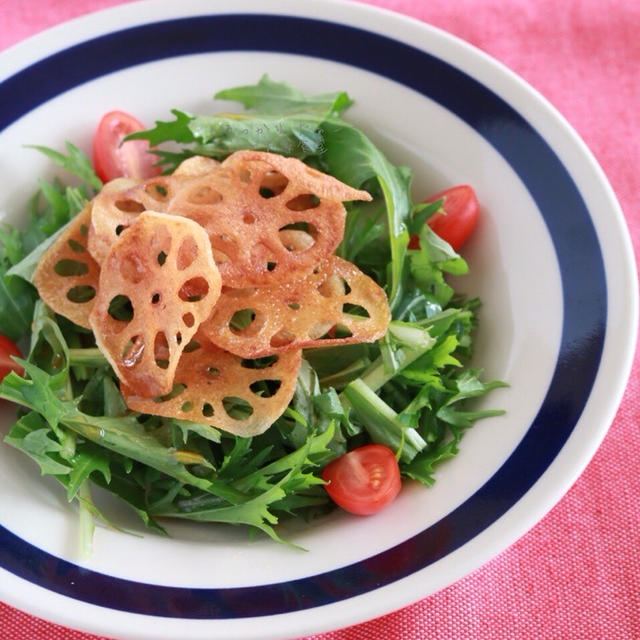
[66,449,112,501]
[4,412,72,476]
[215,74,353,115]
[27,142,102,191]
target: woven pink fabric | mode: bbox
[1,0,639,638]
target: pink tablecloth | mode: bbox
[1,1,639,638]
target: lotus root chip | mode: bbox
[87,177,142,264]
[122,333,302,437]
[89,211,222,398]
[167,150,372,287]
[33,204,100,328]
[86,151,371,286]
[88,171,207,264]
[201,255,391,358]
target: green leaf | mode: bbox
[0,225,24,266]
[342,378,426,462]
[38,179,70,229]
[88,465,168,535]
[126,109,197,146]
[0,272,37,341]
[436,405,506,430]
[403,438,461,486]
[319,120,413,311]
[0,361,245,503]
[5,222,67,285]
[235,423,335,492]
[409,225,468,307]
[173,419,222,444]
[409,198,444,234]
[27,142,102,191]
[189,113,326,159]
[66,447,112,501]
[155,425,336,545]
[4,412,72,476]
[215,74,353,115]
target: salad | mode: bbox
[0,76,505,552]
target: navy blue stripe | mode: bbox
[0,14,605,618]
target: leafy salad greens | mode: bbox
[0,75,505,553]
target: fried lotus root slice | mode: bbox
[202,255,391,358]
[87,159,220,265]
[88,171,209,265]
[88,177,143,264]
[33,204,100,328]
[166,150,372,287]
[122,335,302,437]
[89,211,222,398]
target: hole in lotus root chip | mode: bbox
[187,185,223,205]
[107,295,134,324]
[122,332,302,437]
[144,181,171,203]
[229,308,264,337]
[270,329,296,349]
[222,396,254,420]
[176,236,199,270]
[164,151,371,287]
[259,171,289,198]
[201,255,390,358]
[154,332,170,369]
[178,277,210,302]
[285,194,321,211]
[67,238,86,253]
[67,286,96,304]
[249,379,282,398]
[122,335,145,368]
[33,204,101,328]
[278,225,317,253]
[241,354,279,369]
[183,312,195,328]
[89,211,221,398]
[115,199,146,213]
[211,248,232,265]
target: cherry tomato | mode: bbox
[92,110,161,183]
[0,335,23,381]
[322,444,401,515]
[408,184,479,251]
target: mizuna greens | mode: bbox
[0,76,505,552]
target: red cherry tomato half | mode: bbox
[92,110,161,183]
[408,184,479,252]
[322,444,402,515]
[0,335,23,381]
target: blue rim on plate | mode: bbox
[0,14,605,618]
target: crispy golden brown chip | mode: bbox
[201,255,390,358]
[122,333,302,437]
[88,176,168,265]
[86,151,371,287]
[89,211,222,398]
[169,150,371,287]
[33,204,100,328]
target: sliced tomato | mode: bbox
[409,184,479,251]
[0,335,23,381]
[322,444,401,515]
[92,110,161,183]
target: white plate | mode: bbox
[0,1,636,638]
